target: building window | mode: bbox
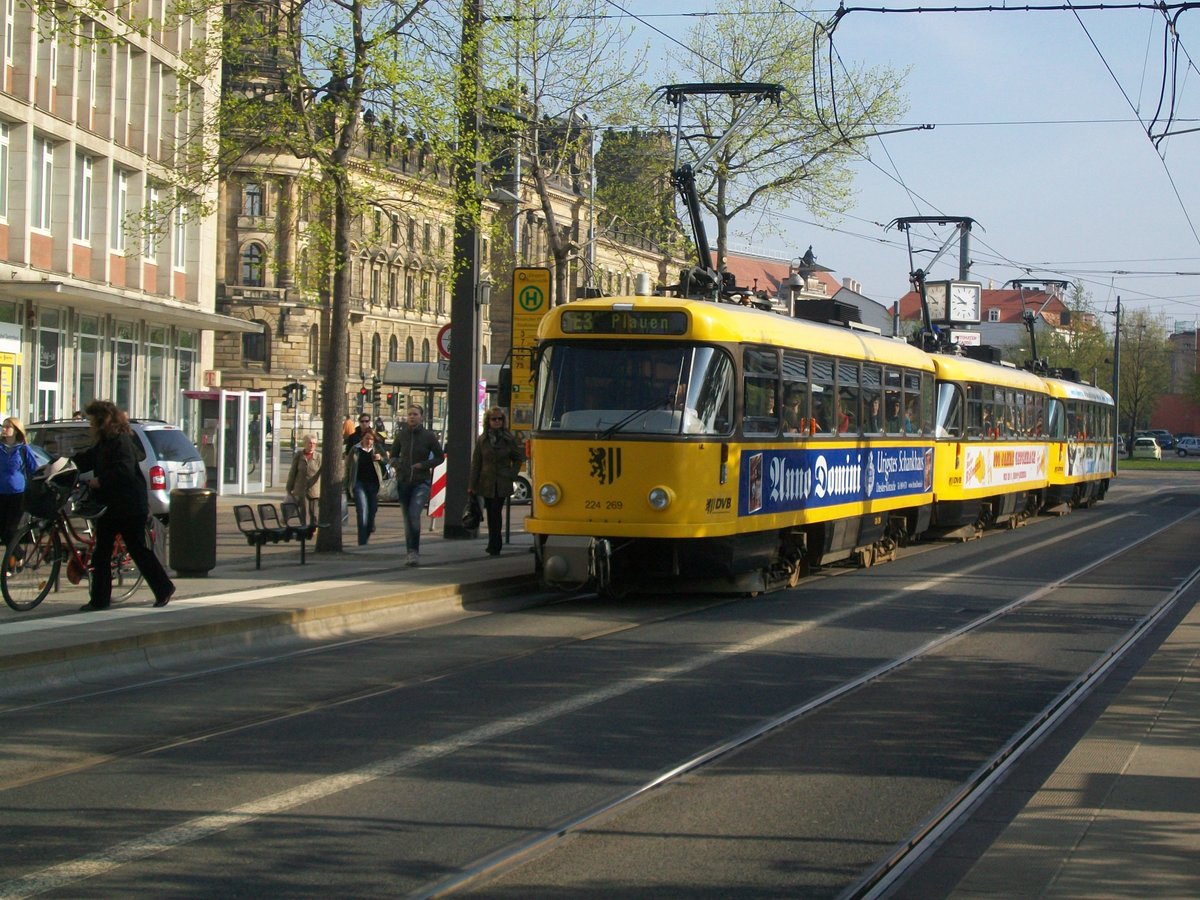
[32,138,53,231]
[172,203,187,269]
[0,123,8,220]
[74,155,93,242]
[405,273,414,309]
[241,243,265,286]
[242,182,263,216]
[143,186,160,258]
[111,169,128,251]
[370,266,380,304]
[242,320,269,365]
[421,339,430,362]
[4,0,13,73]
[405,336,414,361]
[388,269,398,308]
[422,222,430,253]
[388,335,398,361]
[988,308,1000,323]
[308,324,320,371]
[371,333,381,372]
[390,214,399,245]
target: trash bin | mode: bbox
[169,487,217,576]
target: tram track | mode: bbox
[419,505,1200,897]
[0,495,1149,798]
[0,484,1190,897]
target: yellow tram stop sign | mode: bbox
[510,267,551,428]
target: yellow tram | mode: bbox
[526,296,938,594]
[928,356,1053,536]
[1042,376,1115,509]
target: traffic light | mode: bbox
[386,391,395,411]
[298,384,307,402]
[282,385,295,409]
[371,375,382,405]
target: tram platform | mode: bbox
[0,491,1196,897]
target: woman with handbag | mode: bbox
[344,428,385,546]
[468,407,526,556]
[0,417,40,548]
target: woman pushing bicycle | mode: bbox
[72,400,174,612]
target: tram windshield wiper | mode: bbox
[598,401,670,440]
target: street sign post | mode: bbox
[510,267,551,429]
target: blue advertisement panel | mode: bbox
[740,446,933,516]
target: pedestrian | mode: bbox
[344,412,372,452]
[344,427,385,546]
[286,432,322,524]
[72,400,174,611]
[469,407,526,556]
[388,404,444,566]
[341,414,356,442]
[0,417,40,547]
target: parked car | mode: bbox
[1129,436,1162,460]
[26,419,206,520]
[1176,436,1200,457]
[1148,429,1175,450]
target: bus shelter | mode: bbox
[181,388,268,496]
[380,362,502,439]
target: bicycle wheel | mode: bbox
[2,521,62,612]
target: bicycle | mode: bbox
[2,460,155,612]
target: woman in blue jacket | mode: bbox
[0,417,40,548]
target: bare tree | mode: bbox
[662,0,907,273]
[1118,310,1171,445]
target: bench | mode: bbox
[280,500,320,564]
[233,503,288,570]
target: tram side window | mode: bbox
[884,369,903,434]
[908,371,931,435]
[781,350,811,436]
[965,383,984,438]
[1047,398,1066,439]
[743,348,780,436]
[836,361,861,435]
[810,356,835,435]
[935,382,963,438]
[862,365,884,433]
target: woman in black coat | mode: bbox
[73,400,175,611]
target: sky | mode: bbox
[614,1,1200,331]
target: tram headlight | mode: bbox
[647,486,672,510]
[539,482,561,506]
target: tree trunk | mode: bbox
[316,171,352,552]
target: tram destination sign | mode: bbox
[561,309,687,335]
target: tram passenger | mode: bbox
[866,396,883,433]
[669,382,703,433]
[812,391,831,434]
[886,398,902,433]
[904,399,919,434]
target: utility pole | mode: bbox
[1112,296,1122,473]
[445,0,483,537]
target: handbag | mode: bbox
[462,494,483,529]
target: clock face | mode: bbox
[949,282,981,323]
[924,281,948,321]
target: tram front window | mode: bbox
[537,344,734,436]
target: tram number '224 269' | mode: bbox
[585,500,624,510]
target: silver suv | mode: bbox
[26,419,206,520]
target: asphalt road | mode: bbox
[0,473,1195,898]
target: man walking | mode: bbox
[389,405,444,566]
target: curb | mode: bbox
[0,573,542,698]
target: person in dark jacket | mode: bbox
[469,407,526,556]
[0,417,40,547]
[388,405,444,566]
[344,428,385,545]
[72,400,174,611]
